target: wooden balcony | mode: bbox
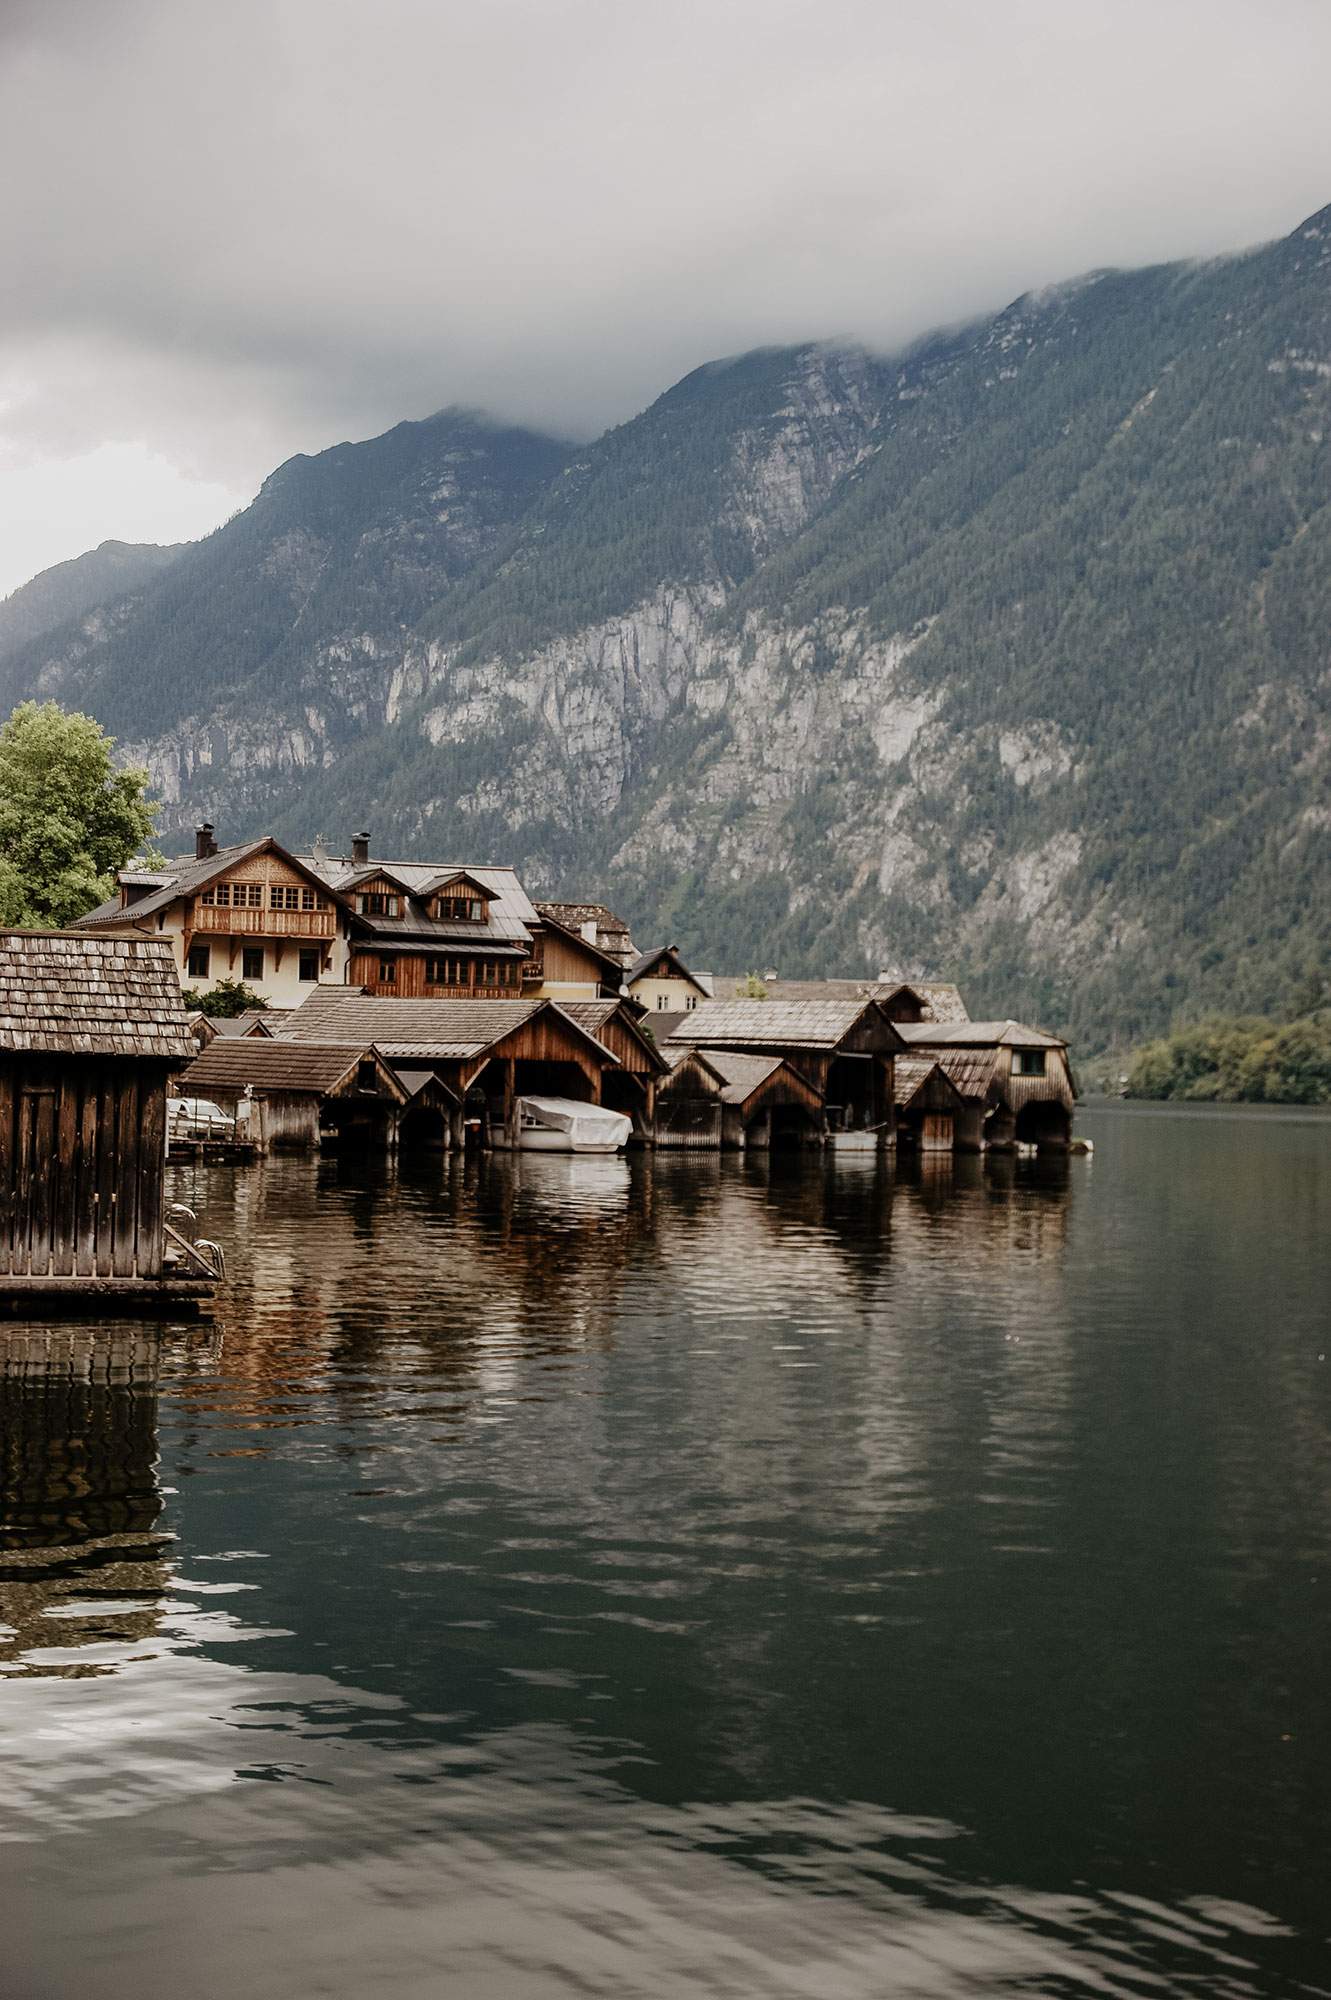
[190,904,336,938]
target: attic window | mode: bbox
[358,892,399,917]
[1013,1049,1046,1076]
[437,894,485,921]
[357,1060,379,1093]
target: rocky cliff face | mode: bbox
[7,206,1331,1047]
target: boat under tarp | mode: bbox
[516,1096,632,1154]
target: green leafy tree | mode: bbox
[734,971,768,998]
[181,980,268,1019]
[0,701,158,928]
[1126,1014,1331,1104]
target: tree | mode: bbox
[181,979,268,1019]
[0,701,159,928]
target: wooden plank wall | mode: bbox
[0,1057,171,1279]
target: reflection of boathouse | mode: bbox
[0,931,213,1308]
[0,1329,170,1676]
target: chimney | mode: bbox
[195,823,217,859]
[352,830,370,866]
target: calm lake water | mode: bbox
[1,1103,1329,1998]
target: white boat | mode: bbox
[516,1095,633,1154]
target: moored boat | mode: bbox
[516,1095,632,1153]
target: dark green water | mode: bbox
[1,1103,1328,1997]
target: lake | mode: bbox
[1,1103,1328,1998]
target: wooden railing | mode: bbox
[190,905,336,937]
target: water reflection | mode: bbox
[0,1119,1328,1999]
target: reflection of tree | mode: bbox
[0,1330,171,1678]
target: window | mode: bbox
[300,886,325,911]
[242,947,264,981]
[685,995,697,1010]
[1013,1049,1046,1076]
[435,889,485,921]
[357,891,399,917]
[378,957,397,984]
[656,993,668,1009]
[187,944,210,978]
[357,1060,378,1094]
[478,961,499,986]
[298,948,320,982]
[497,961,513,986]
[271,885,298,909]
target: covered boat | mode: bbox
[516,1095,632,1154]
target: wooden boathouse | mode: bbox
[273,990,621,1149]
[656,1046,825,1149]
[665,998,906,1146]
[896,1021,1078,1150]
[0,931,215,1311]
[175,1036,423,1152]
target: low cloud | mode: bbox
[2,0,1329,590]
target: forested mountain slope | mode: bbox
[8,204,1331,1047]
[0,540,185,662]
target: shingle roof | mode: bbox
[698,1049,786,1104]
[897,1019,1066,1050]
[558,998,672,1072]
[275,988,618,1065]
[665,998,897,1051]
[0,930,195,1059]
[725,977,970,1022]
[893,1055,966,1110]
[179,1038,381,1097]
[929,1048,998,1098]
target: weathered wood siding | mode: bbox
[0,1056,170,1279]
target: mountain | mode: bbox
[7,203,1331,1049]
[0,540,186,662]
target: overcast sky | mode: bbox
[2,0,1329,598]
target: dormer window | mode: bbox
[435,891,485,922]
[357,891,399,917]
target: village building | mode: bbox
[624,945,709,1015]
[715,976,970,1024]
[556,999,670,1138]
[534,902,636,969]
[273,988,622,1149]
[896,1020,1078,1150]
[893,1056,973,1153]
[665,998,906,1146]
[0,931,214,1309]
[297,836,622,1002]
[73,825,348,1010]
[175,1037,423,1153]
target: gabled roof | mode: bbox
[179,1038,408,1100]
[417,868,495,900]
[557,998,672,1073]
[893,1055,967,1111]
[210,1007,289,1038]
[724,977,970,1023]
[699,1049,786,1105]
[897,1019,1067,1050]
[71,839,346,931]
[0,931,194,1059]
[302,857,538,943]
[273,988,618,1066]
[626,945,704,988]
[665,998,905,1053]
[532,909,630,979]
[660,1045,728,1089]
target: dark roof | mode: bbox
[0,931,195,1059]
[699,1049,785,1105]
[723,977,970,1023]
[179,1038,387,1097]
[302,859,537,941]
[897,1019,1066,1050]
[275,988,618,1065]
[535,901,632,938]
[666,998,903,1052]
[558,998,671,1073]
[70,838,342,930]
[928,1048,998,1099]
[893,1055,967,1110]
[626,945,702,987]
[210,1007,289,1038]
